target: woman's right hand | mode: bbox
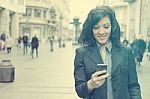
[87,70,109,91]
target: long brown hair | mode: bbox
[78,6,121,48]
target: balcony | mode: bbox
[124,0,136,3]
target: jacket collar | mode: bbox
[87,45,123,74]
[96,41,112,53]
[111,46,123,74]
[88,45,104,65]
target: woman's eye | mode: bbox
[93,25,99,30]
[103,25,110,29]
[104,26,109,29]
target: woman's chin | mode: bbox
[98,41,107,45]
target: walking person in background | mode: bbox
[5,35,12,54]
[131,37,146,66]
[0,34,6,51]
[73,6,142,99]
[48,36,54,51]
[123,39,129,46]
[62,36,66,48]
[31,34,39,58]
[58,36,62,48]
[0,38,5,51]
[22,33,29,54]
[17,36,22,48]
[147,40,150,60]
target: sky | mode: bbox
[69,0,101,24]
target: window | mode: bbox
[9,0,14,3]
[18,0,24,5]
[42,0,48,3]
[147,27,150,37]
[26,8,32,16]
[124,0,136,3]
[47,0,51,4]
[34,9,41,17]
[43,10,46,18]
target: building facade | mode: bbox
[51,0,70,40]
[19,0,51,43]
[141,0,150,37]
[0,0,25,41]
[101,0,149,41]
[19,0,70,43]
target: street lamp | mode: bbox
[50,6,57,37]
[58,15,63,48]
[48,6,57,52]
[59,15,63,37]
[70,16,81,45]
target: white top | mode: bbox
[5,37,12,47]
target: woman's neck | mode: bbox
[100,41,109,48]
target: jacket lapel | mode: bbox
[111,47,123,74]
[87,45,123,74]
[87,45,104,64]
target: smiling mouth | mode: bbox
[98,32,108,37]
[97,37,105,40]
[98,35,107,38]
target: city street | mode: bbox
[0,41,150,99]
[0,41,80,99]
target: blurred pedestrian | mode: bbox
[0,33,6,41]
[17,36,22,48]
[74,6,142,99]
[0,38,5,51]
[131,38,146,66]
[123,39,129,46]
[62,37,66,47]
[147,41,150,60]
[5,35,12,54]
[22,33,29,54]
[31,35,39,58]
[48,36,54,51]
[58,36,62,48]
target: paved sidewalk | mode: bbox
[0,41,80,99]
[0,42,150,99]
[136,52,150,99]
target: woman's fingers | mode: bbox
[92,70,107,77]
[95,79,105,85]
[90,70,109,88]
[93,73,109,82]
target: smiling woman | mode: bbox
[93,16,111,45]
[73,6,142,99]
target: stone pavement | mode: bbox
[0,41,80,99]
[0,41,150,99]
[137,52,150,99]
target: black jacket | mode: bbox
[31,37,39,48]
[74,45,142,99]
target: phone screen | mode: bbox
[96,64,107,76]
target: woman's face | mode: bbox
[93,16,111,45]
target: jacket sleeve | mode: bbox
[74,48,90,98]
[127,47,142,99]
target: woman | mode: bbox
[5,35,12,54]
[74,6,142,99]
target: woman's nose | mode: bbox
[98,28,105,34]
[98,30,105,35]
[98,32,104,35]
